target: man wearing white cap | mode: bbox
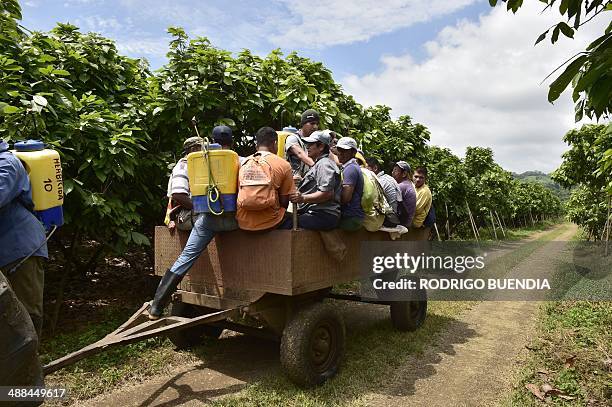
[279,130,341,230]
[335,137,364,231]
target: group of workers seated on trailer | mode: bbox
[148,109,433,320]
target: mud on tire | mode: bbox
[389,288,427,332]
[280,301,345,388]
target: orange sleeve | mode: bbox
[279,161,296,195]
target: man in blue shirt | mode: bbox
[0,139,48,338]
[335,137,364,231]
[392,161,417,229]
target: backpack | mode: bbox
[361,168,393,232]
[237,152,277,211]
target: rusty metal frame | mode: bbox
[43,303,237,375]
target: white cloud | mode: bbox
[116,37,168,57]
[271,0,479,48]
[76,15,125,33]
[343,3,608,172]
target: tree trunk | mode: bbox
[51,231,80,334]
[605,195,611,256]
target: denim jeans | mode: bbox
[169,213,238,276]
[279,210,339,231]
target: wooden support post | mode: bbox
[489,210,498,240]
[433,222,442,241]
[466,202,479,242]
[495,210,506,238]
[445,202,451,239]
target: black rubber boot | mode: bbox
[149,271,183,320]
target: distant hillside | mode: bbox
[513,171,571,201]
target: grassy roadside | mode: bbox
[42,307,199,405]
[503,301,612,406]
[40,222,567,406]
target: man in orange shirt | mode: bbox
[237,127,295,231]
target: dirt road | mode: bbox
[82,223,577,407]
[364,222,577,407]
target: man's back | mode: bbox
[236,152,295,231]
[377,172,401,214]
[397,179,417,228]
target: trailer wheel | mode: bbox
[389,289,427,332]
[280,302,345,387]
[167,302,224,349]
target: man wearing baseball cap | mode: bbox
[279,130,341,230]
[335,137,364,231]
[392,161,417,228]
[284,109,319,177]
[149,125,240,320]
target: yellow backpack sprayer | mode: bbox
[186,119,239,215]
[11,140,64,230]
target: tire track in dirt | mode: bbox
[363,223,577,407]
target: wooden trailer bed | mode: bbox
[154,226,430,306]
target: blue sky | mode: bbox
[18,0,609,172]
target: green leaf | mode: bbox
[131,231,150,246]
[63,179,75,195]
[534,30,548,45]
[33,95,48,107]
[2,105,21,114]
[52,69,70,76]
[548,55,587,102]
[558,22,574,39]
[551,25,560,43]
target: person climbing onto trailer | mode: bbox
[165,136,204,232]
[236,127,296,231]
[148,125,240,320]
[392,160,417,229]
[279,130,341,230]
[335,137,365,231]
[285,109,318,177]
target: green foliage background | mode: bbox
[1,0,569,256]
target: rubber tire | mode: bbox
[389,289,427,332]
[167,302,224,349]
[280,302,345,388]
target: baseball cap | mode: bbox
[301,109,320,126]
[395,161,411,172]
[336,137,358,150]
[183,136,203,150]
[302,130,331,146]
[212,125,233,144]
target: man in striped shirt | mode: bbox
[165,137,203,230]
